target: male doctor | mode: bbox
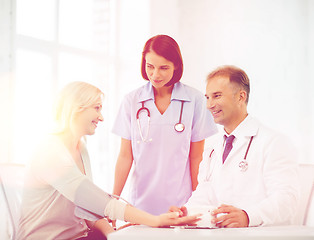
[170,65,300,227]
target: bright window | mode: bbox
[14,0,115,190]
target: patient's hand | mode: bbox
[157,211,200,227]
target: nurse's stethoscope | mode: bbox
[205,136,254,180]
[136,100,185,143]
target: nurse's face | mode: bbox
[72,98,104,136]
[205,76,244,134]
[145,51,175,89]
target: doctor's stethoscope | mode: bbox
[136,100,185,143]
[205,136,254,180]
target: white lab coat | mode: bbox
[187,115,300,226]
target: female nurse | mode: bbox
[112,35,217,215]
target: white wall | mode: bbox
[309,0,314,165]
[150,0,314,164]
[0,1,15,238]
[0,0,14,164]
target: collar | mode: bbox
[138,82,191,103]
[223,115,259,140]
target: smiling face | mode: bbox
[205,75,247,134]
[72,97,103,136]
[145,50,175,89]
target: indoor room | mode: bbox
[0,0,313,239]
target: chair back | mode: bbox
[304,180,314,226]
[293,164,314,225]
[0,163,26,240]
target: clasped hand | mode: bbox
[169,204,249,228]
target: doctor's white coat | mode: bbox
[187,115,300,227]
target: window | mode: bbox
[14,0,115,190]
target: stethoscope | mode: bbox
[205,136,254,180]
[136,100,185,143]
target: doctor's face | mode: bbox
[205,76,243,134]
[145,51,175,89]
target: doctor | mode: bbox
[170,65,300,227]
[112,35,217,215]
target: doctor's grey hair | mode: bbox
[207,65,250,104]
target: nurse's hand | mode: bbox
[168,205,188,217]
[211,204,249,228]
[157,212,201,227]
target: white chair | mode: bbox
[0,163,26,240]
[293,164,314,225]
[304,181,314,226]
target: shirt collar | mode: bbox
[224,114,259,139]
[138,82,191,103]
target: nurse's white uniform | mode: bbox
[187,115,300,226]
[113,82,217,215]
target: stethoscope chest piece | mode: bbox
[174,123,185,132]
[239,160,248,172]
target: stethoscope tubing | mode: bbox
[136,100,185,142]
[206,136,254,180]
[136,102,150,119]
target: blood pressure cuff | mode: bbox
[74,179,127,222]
[75,206,103,221]
[74,179,112,219]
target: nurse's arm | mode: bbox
[189,140,205,191]
[113,138,133,196]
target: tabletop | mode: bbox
[108,225,314,240]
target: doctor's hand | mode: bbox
[211,204,249,228]
[168,205,188,217]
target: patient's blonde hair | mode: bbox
[52,81,104,133]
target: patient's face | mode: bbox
[72,98,103,136]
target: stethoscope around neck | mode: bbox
[136,100,185,143]
[205,136,254,180]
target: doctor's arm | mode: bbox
[189,140,205,191]
[113,138,133,196]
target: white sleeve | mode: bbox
[112,95,132,140]
[185,181,218,208]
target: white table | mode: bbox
[108,225,314,240]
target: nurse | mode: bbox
[112,35,217,215]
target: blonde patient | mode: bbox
[17,81,199,240]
